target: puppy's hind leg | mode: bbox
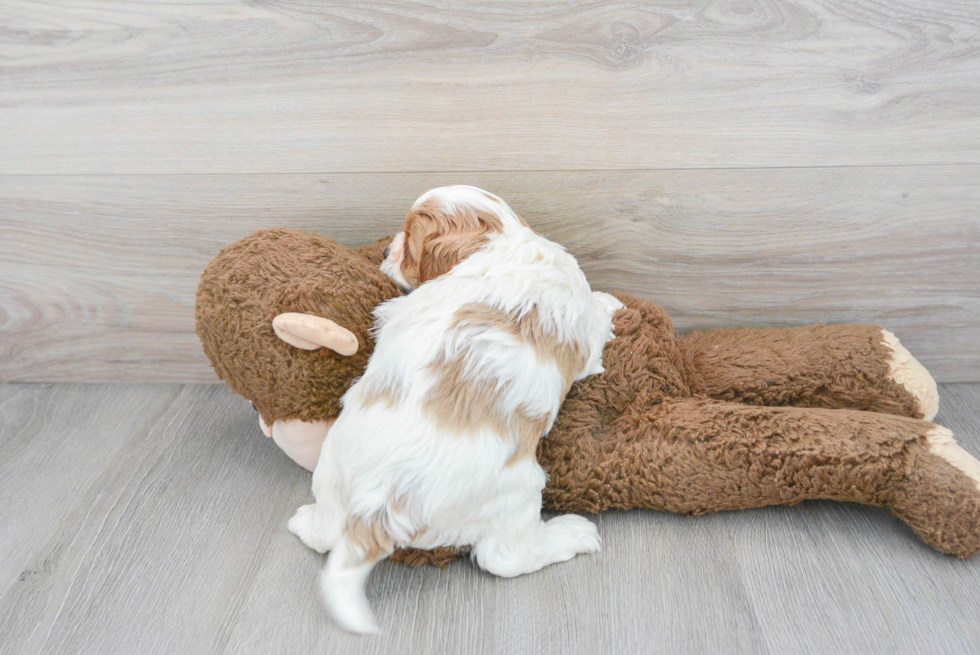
[320,517,394,634]
[473,514,601,578]
[289,469,346,553]
[470,462,600,578]
[288,502,342,553]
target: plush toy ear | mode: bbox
[272,313,359,356]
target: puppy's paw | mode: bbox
[289,504,339,553]
[545,514,601,559]
[288,504,321,550]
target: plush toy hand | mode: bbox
[272,313,359,356]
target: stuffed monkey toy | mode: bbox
[196,228,980,565]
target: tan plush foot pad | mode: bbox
[882,329,939,421]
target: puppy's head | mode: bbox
[381,185,528,291]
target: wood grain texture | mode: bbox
[0,384,179,590]
[223,507,771,655]
[2,167,978,382]
[1,383,979,654]
[1,0,979,174]
[0,384,304,655]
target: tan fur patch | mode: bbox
[359,378,404,410]
[399,198,528,286]
[423,350,511,437]
[507,408,554,466]
[345,515,394,562]
[423,304,584,463]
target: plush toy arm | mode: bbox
[272,313,359,356]
[355,236,395,267]
[679,324,938,420]
[540,398,980,558]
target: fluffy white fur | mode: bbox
[289,186,621,633]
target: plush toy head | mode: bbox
[195,228,399,425]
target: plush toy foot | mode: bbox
[261,418,332,472]
[891,425,980,558]
[881,330,939,421]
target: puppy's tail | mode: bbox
[320,517,393,634]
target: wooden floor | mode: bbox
[2,382,979,655]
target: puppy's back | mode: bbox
[315,226,617,633]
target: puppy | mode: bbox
[289,185,622,633]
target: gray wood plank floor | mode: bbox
[2,384,980,654]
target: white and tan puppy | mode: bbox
[289,186,622,633]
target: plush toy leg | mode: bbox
[680,324,938,420]
[893,425,980,557]
[264,419,332,472]
[539,398,980,557]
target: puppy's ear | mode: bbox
[418,231,473,284]
[399,211,430,288]
[403,202,505,285]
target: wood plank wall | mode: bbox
[2,1,978,382]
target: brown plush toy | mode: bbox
[196,228,980,565]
